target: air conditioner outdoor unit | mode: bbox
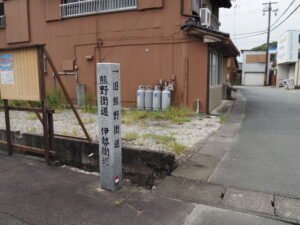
[199,8,211,28]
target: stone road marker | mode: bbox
[97,63,122,192]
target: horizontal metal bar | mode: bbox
[60,0,137,18]
[13,144,56,156]
[0,106,55,113]
[54,134,90,141]
[0,141,56,156]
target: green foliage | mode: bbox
[82,92,97,113]
[143,134,176,145]
[142,133,187,154]
[171,142,187,154]
[164,106,195,119]
[122,106,194,125]
[219,115,226,123]
[46,88,65,110]
[231,80,241,86]
[171,117,191,124]
[26,113,38,120]
[10,100,29,107]
[251,41,277,51]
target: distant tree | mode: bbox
[251,41,277,51]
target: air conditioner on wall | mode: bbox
[199,8,212,28]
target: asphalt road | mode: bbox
[0,152,290,225]
[210,87,300,198]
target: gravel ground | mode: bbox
[0,110,221,155]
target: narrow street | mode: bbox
[1,87,300,225]
[210,87,300,198]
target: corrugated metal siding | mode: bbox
[0,48,41,101]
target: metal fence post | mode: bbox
[4,100,12,156]
[97,63,122,192]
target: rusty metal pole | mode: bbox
[4,100,12,156]
[28,101,43,123]
[42,101,50,164]
[47,111,54,158]
[43,48,92,142]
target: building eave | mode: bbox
[181,24,240,57]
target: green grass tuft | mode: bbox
[26,113,38,120]
[219,115,226,123]
[82,92,97,113]
[121,106,194,125]
[142,134,176,145]
[171,117,191,124]
[171,142,187,154]
[142,133,187,154]
[10,100,29,107]
[46,88,66,110]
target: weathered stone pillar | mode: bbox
[97,63,122,192]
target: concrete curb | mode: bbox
[170,90,246,183]
[0,130,176,188]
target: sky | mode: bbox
[219,0,300,60]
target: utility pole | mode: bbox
[263,2,278,86]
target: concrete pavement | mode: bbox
[0,152,194,225]
[210,87,300,198]
[2,87,300,225]
[0,151,294,225]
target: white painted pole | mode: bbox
[97,63,122,192]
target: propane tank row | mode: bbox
[137,85,171,111]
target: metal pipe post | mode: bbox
[4,100,12,156]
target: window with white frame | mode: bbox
[60,0,138,18]
[209,52,223,86]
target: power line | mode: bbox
[234,3,300,39]
[234,30,267,37]
[271,0,297,27]
[271,4,300,30]
[233,0,298,37]
[234,32,267,39]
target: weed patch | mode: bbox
[123,132,139,142]
[142,134,176,145]
[171,117,191,124]
[171,142,187,154]
[142,133,187,154]
[122,106,194,125]
[26,113,38,120]
[82,92,97,113]
[219,115,226,123]
[46,88,66,110]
